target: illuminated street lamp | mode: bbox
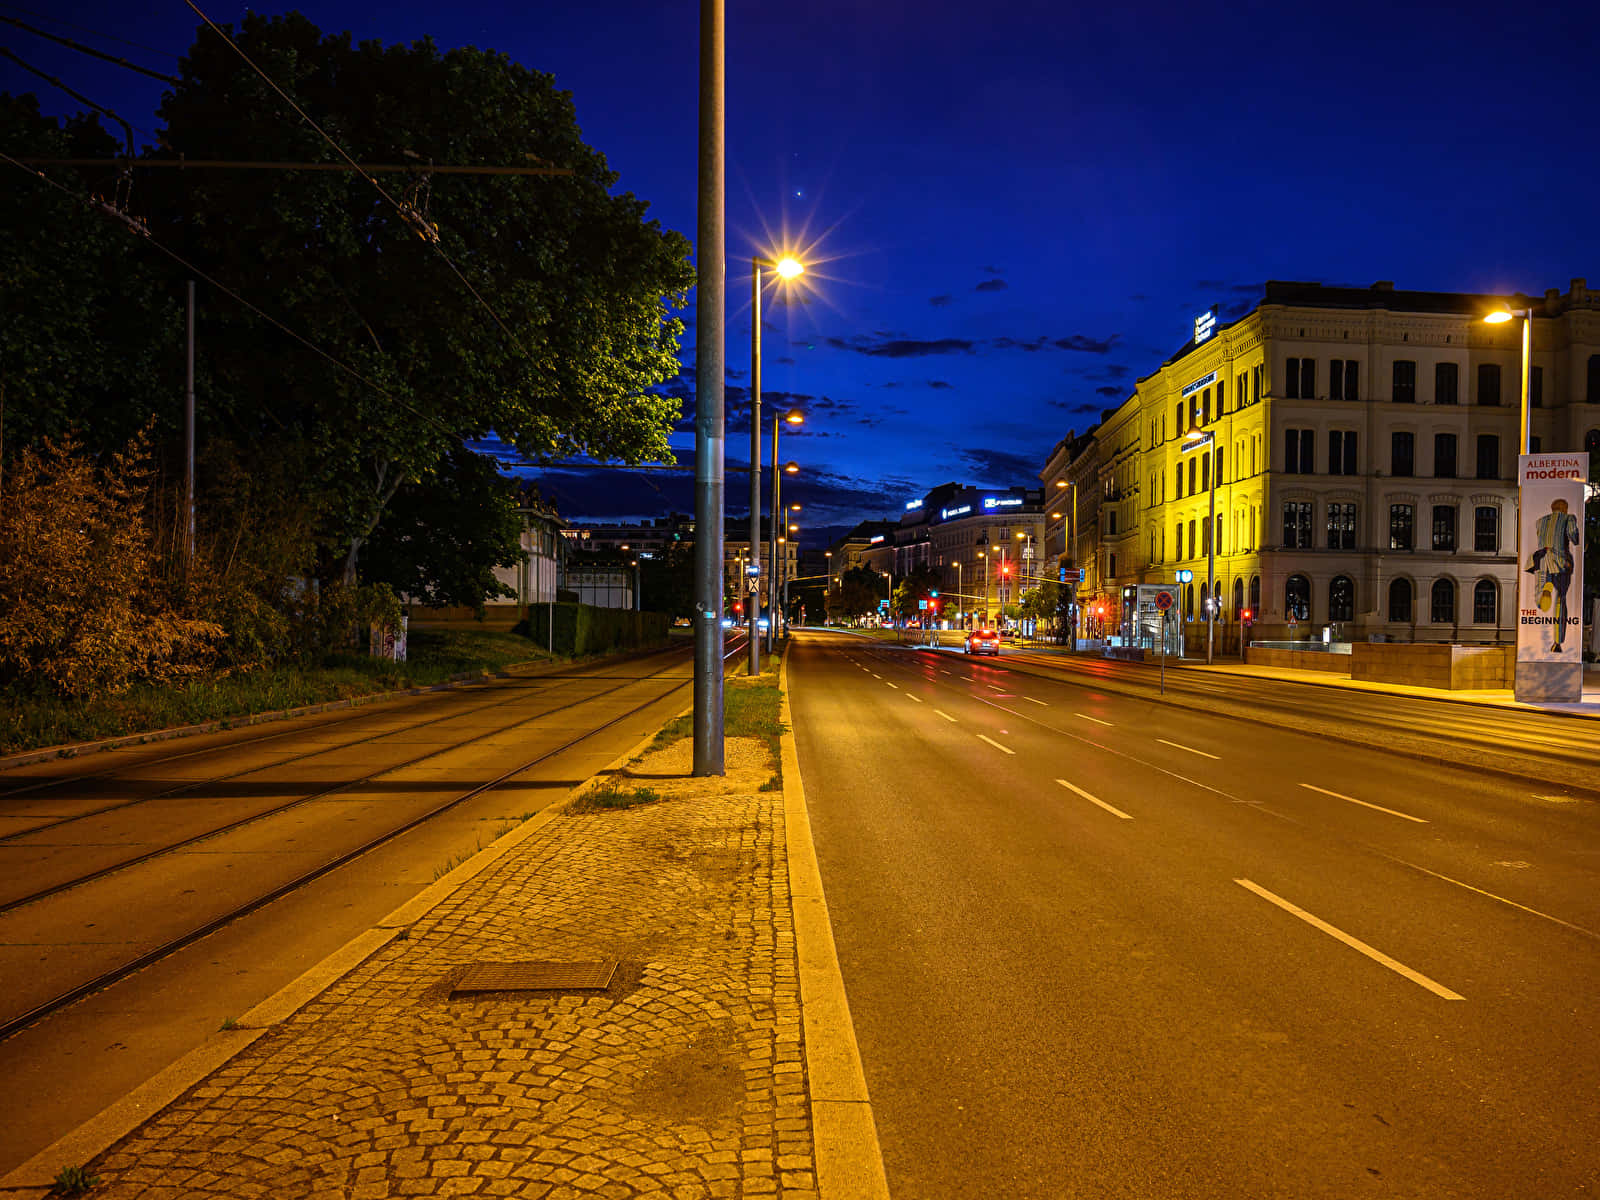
[1182,422,1218,664]
[749,255,806,675]
[768,436,801,652]
[1484,305,1533,455]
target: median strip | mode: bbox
[1055,779,1132,820]
[1299,783,1427,824]
[1234,879,1464,1000]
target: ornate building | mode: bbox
[1048,278,1600,646]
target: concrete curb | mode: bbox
[779,645,891,1200]
[0,689,682,1197]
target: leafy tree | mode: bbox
[828,565,884,622]
[0,94,178,458]
[1055,581,1078,644]
[361,447,525,611]
[638,541,695,620]
[892,564,941,620]
[143,14,693,581]
[1019,580,1058,624]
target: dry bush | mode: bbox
[0,432,223,697]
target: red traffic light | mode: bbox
[1240,607,1253,621]
[1000,563,1012,577]
[733,601,744,616]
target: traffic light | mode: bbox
[1122,585,1136,604]
[929,589,939,598]
[1000,563,1012,578]
[1241,607,1254,622]
[733,601,743,616]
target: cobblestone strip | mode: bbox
[80,738,817,1199]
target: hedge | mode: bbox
[525,603,670,657]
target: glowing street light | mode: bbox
[1182,421,1218,664]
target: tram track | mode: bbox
[0,638,748,1045]
[0,644,691,849]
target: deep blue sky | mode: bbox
[6,0,1599,548]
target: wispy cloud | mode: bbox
[827,335,977,358]
[929,294,953,307]
[975,278,1008,293]
[959,446,1041,485]
[927,380,953,390]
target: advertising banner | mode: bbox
[1516,452,1588,664]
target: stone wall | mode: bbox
[1350,642,1513,689]
[1243,647,1351,674]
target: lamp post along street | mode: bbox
[692,0,725,775]
[748,259,763,675]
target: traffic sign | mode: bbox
[1154,590,1174,612]
[1176,569,1193,583]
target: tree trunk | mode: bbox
[341,456,405,586]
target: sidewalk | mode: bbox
[0,657,886,1200]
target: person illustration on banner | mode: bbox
[1526,497,1581,652]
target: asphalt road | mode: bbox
[790,630,1600,1199]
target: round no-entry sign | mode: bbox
[1154,590,1175,611]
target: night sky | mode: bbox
[6,0,1599,550]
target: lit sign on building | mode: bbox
[1194,308,1216,344]
[939,505,973,520]
[1181,370,1218,398]
[982,497,1024,510]
[868,534,885,544]
[905,499,923,511]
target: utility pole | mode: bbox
[692,0,725,775]
[748,258,762,676]
[185,280,196,574]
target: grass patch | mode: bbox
[54,1164,100,1194]
[568,782,662,813]
[0,628,547,757]
[759,774,782,792]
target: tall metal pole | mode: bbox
[1206,433,1217,665]
[748,259,762,675]
[768,419,780,653]
[692,0,725,776]
[184,280,196,576]
[1519,310,1531,455]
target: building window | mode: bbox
[1326,503,1356,550]
[1174,463,1183,499]
[1250,574,1261,613]
[1328,575,1354,621]
[1434,433,1457,478]
[1301,358,1316,400]
[1330,360,1359,401]
[1108,553,1117,578]
[1233,577,1244,616]
[1478,363,1501,406]
[1282,501,1313,548]
[1473,579,1497,625]
[1185,584,1195,618]
[1390,504,1415,550]
[1201,454,1209,490]
[1530,366,1543,408]
[1589,355,1600,404]
[1202,518,1212,555]
[1328,430,1357,475]
[1237,372,1247,409]
[1107,510,1117,534]
[1393,359,1416,403]
[1285,428,1315,474]
[1392,431,1415,477]
[1252,364,1262,404]
[1587,428,1600,467]
[1175,403,1184,438]
[1432,505,1457,552]
[1431,578,1455,624]
[1389,577,1414,622]
[1189,458,1197,493]
[1435,361,1458,405]
[1476,434,1500,480]
[1286,574,1311,621]
[1215,447,1225,485]
[1217,513,1225,555]
[1474,506,1499,552]
[1188,518,1198,558]
[1286,357,1301,399]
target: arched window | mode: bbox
[1389,577,1413,622]
[1587,429,1600,480]
[1233,577,1245,618]
[1431,578,1456,624]
[1588,355,1600,405]
[1286,574,1311,621]
[1473,579,1498,625]
[1185,584,1195,619]
[1329,575,1354,621]
[1249,574,1261,613]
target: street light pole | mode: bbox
[692,0,725,776]
[748,258,762,676]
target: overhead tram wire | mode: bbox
[182,0,538,354]
[0,2,181,59]
[1,14,182,83]
[0,149,463,443]
[0,46,138,157]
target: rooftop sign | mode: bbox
[905,499,923,510]
[940,505,973,519]
[868,534,885,544]
[982,496,1024,509]
[1194,308,1216,344]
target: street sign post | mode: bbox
[1153,590,1175,694]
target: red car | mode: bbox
[964,629,1001,655]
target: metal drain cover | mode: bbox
[451,960,617,997]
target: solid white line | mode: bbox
[933,710,958,723]
[1300,783,1428,824]
[977,734,1015,755]
[1075,712,1114,727]
[1023,697,1048,707]
[885,681,899,689]
[1157,738,1220,760]
[1234,879,1464,1000]
[905,693,923,703]
[1386,857,1600,941]
[1055,778,1133,820]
